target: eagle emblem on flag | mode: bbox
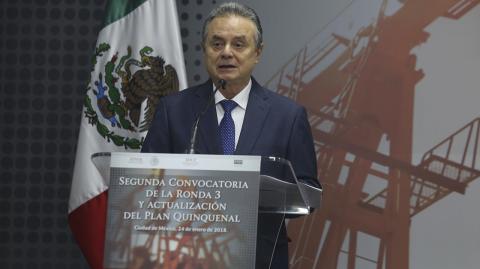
[84,43,179,149]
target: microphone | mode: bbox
[187,79,226,154]
[219,79,226,91]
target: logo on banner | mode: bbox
[84,43,179,149]
[182,157,199,167]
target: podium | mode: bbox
[92,152,322,269]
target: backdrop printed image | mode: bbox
[258,1,480,268]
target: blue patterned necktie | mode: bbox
[219,100,238,155]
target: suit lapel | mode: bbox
[235,80,271,155]
[193,81,222,154]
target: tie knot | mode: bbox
[220,99,237,113]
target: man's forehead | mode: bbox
[210,33,248,40]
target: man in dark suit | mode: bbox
[142,2,319,268]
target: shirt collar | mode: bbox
[213,79,251,110]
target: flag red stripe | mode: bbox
[68,191,108,269]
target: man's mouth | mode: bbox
[218,64,236,69]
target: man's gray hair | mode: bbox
[201,2,263,49]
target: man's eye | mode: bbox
[212,41,223,49]
[234,42,245,48]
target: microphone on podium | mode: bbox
[187,79,226,154]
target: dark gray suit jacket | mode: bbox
[142,78,319,269]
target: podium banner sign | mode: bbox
[104,152,261,269]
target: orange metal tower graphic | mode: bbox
[264,1,480,268]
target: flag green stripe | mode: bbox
[103,0,149,27]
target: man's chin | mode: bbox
[215,74,237,83]
[216,68,238,76]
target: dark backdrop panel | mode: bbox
[0,1,106,268]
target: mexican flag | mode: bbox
[68,1,187,268]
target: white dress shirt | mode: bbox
[214,79,252,148]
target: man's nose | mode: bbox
[220,44,233,58]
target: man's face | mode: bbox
[203,15,262,89]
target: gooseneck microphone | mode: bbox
[187,79,226,154]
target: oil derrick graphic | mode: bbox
[264,0,480,268]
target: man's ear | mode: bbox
[256,43,264,61]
